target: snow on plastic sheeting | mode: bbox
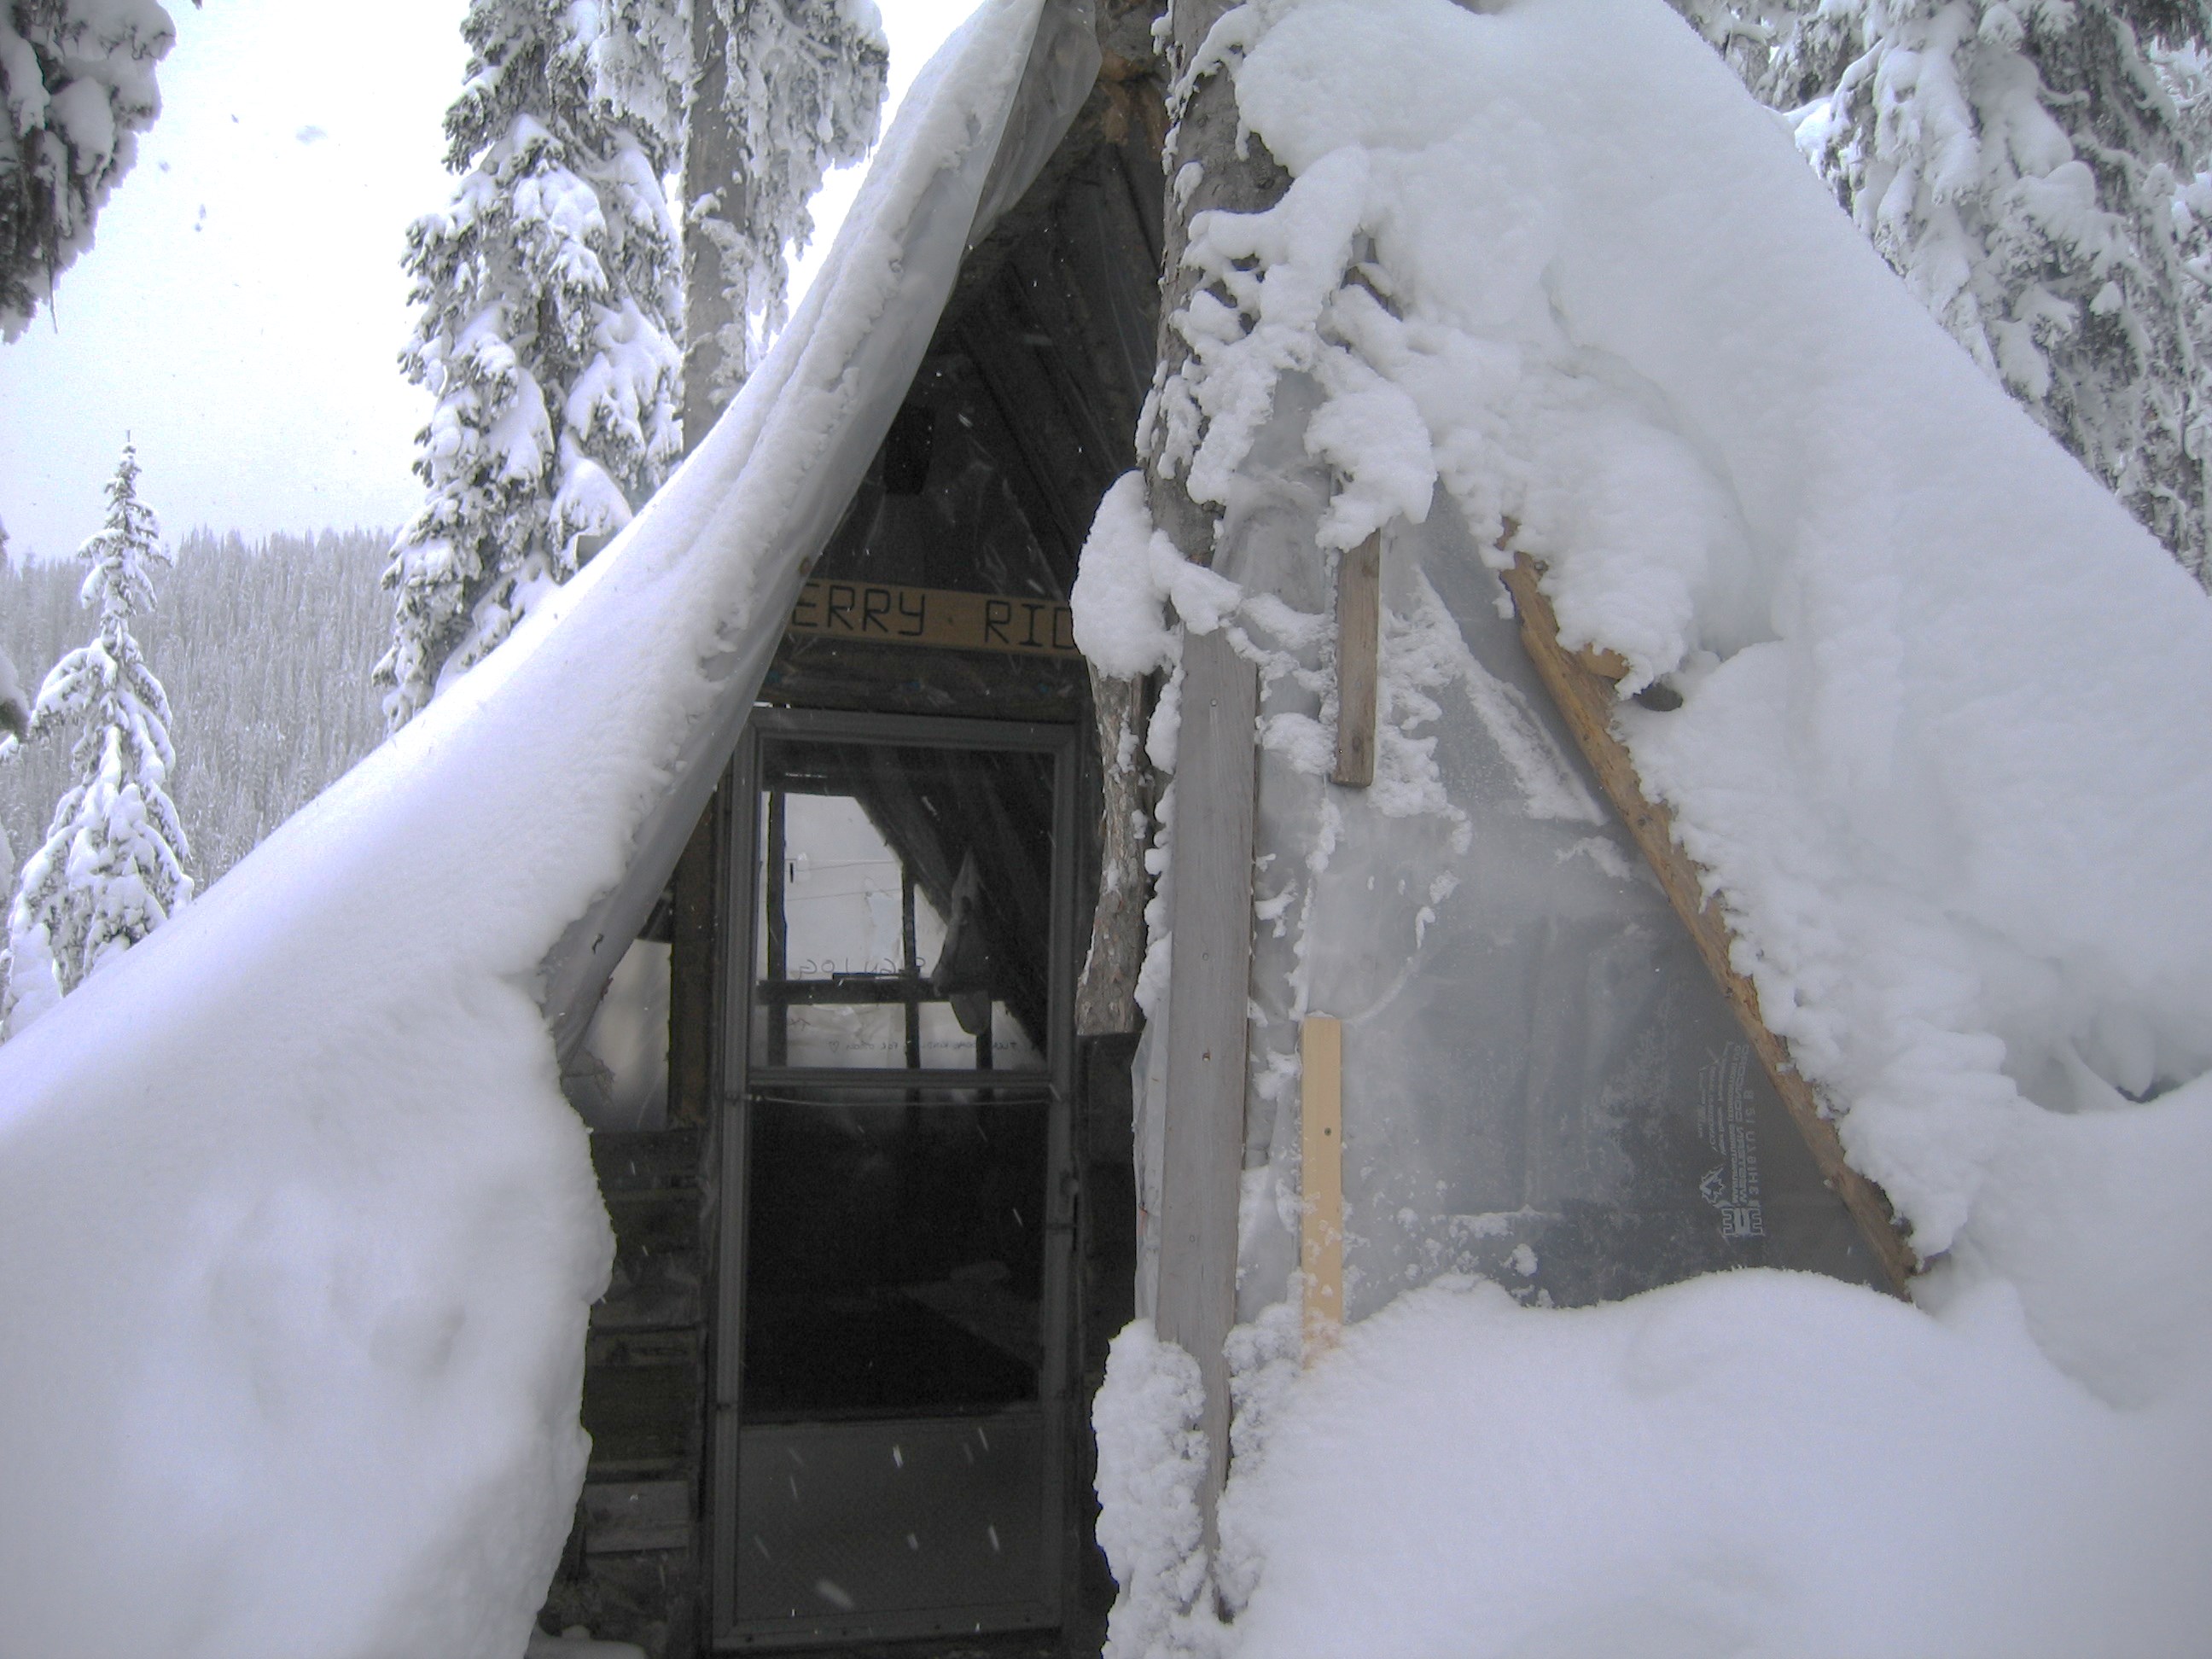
[0,3,1083,1654]
[1089,0,2212,1649]
[1091,462,1889,1328]
[1230,501,1889,1323]
[1203,0,2212,1266]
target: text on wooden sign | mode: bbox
[786,579,1080,659]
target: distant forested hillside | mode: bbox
[0,528,389,888]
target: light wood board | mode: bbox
[1300,1014,1345,1360]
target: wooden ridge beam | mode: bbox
[1500,552,1918,1300]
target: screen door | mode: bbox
[713,710,1076,1649]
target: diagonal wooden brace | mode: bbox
[1501,552,1918,1300]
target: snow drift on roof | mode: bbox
[0,2,1079,1651]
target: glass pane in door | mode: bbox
[751,739,1055,1074]
[740,1088,1050,1420]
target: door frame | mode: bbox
[710,707,1081,1650]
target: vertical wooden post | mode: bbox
[1154,626,1260,1544]
[763,790,787,1068]
[1332,533,1381,789]
[1299,1015,1344,1360]
[1077,670,1151,1037]
[1142,0,1293,1559]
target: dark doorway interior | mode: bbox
[715,713,1078,1650]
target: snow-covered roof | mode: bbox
[0,3,1093,1650]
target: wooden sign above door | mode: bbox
[786,579,1080,660]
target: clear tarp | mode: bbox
[1134,379,1884,1325]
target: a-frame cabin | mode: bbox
[9,2,2211,1654]
[533,0,1906,1652]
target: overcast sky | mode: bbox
[0,0,976,565]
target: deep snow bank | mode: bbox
[1214,1264,2212,1657]
[0,3,1062,1653]
[1091,0,2212,1650]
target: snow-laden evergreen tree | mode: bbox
[379,0,687,729]
[3,442,192,1030]
[1677,0,2212,580]
[1,0,189,341]
[688,0,887,413]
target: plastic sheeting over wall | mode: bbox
[1130,375,1884,1329]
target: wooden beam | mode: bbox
[1499,552,1918,1299]
[665,786,723,1130]
[1299,1015,1345,1361]
[1332,533,1381,788]
[1077,668,1150,1037]
[1154,626,1260,1541]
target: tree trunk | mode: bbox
[683,3,741,453]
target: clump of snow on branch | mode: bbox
[4,440,192,1032]
[381,0,686,729]
[1676,0,2212,581]
[691,0,888,410]
[0,0,178,340]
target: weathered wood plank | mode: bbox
[1154,626,1260,1537]
[1332,534,1381,788]
[1299,1015,1345,1361]
[1078,668,1151,1036]
[785,577,1080,659]
[588,1127,703,1193]
[583,1479,694,1556]
[667,793,719,1131]
[1499,552,1918,1298]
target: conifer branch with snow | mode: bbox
[0,0,189,341]
[3,441,192,1031]
[686,0,887,415]
[379,0,688,729]
[1676,0,2212,580]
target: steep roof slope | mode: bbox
[0,3,1091,1652]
